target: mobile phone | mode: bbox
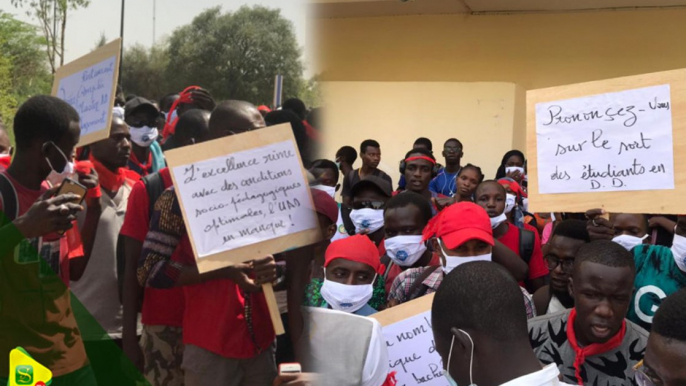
[56,178,87,205]
[278,363,302,375]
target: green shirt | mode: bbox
[628,244,686,331]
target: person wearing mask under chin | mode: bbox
[387,201,534,315]
[585,209,686,331]
[124,97,166,177]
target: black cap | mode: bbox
[351,175,393,198]
[124,97,158,119]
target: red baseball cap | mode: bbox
[311,188,338,224]
[422,202,494,249]
[324,234,385,275]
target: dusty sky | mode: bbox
[6,0,311,75]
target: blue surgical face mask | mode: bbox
[444,329,477,386]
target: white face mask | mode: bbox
[670,233,686,272]
[385,235,427,267]
[350,208,385,235]
[504,193,516,214]
[45,142,74,186]
[522,197,529,212]
[312,184,336,199]
[320,272,375,313]
[612,234,648,251]
[130,125,159,147]
[489,212,508,229]
[112,106,125,120]
[505,166,525,176]
[437,239,492,274]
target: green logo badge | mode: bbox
[15,365,33,385]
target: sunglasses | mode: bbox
[544,256,574,274]
[352,201,385,210]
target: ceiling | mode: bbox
[311,0,686,18]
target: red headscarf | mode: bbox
[162,85,202,141]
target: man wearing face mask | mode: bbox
[297,235,396,386]
[0,95,102,385]
[433,262,575,386]
[348,175,393,246]
[528,241,648,386]
[124,97,167,177]
[311,234,386,316]
[387,202,533,315]
[381,192,439,294]
[586,209,686,331]
[137,101,279,386]
[476,181,547,293]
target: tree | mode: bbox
[120,42,172,101]
[11,0,91,73]
[0,11,51,134]
[93,31,106,50]
[165,5,305,105]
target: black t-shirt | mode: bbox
[341,168,392,198]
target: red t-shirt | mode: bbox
[175,234,275,359]
[384,252,441,294]
[0,171,87,377]
[120,168,185,327]
[498,223,548,282]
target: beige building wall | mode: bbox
[312,9,686,89]
[312,8,686,185]
[319,81,519,183]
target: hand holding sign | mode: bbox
[165,124,321,335]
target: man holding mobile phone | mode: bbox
[0,96,102,386]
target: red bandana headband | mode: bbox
[162,85,201,140]
[405,156,436,164]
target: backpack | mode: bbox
[116,172,166,297]
[519,227,536,265]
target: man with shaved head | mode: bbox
[137,101,278,386]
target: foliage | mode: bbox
[10,0,91,73]
[0,11,52,139]
[120,42,173,102]
[93,31,106,50]
[164,5,305,106]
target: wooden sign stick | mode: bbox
[262,283,285,335]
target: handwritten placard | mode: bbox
[372,294,448,386]
[52,39,121,146]
[536,85,674,194]
[165,123,321,273]
[526,68,686,214]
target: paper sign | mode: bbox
[536,85,674,194]
[526,68,686,214]
[372,294,448,386]
[165,123,321,273]
[52,39,121,146]
[172,140,316,257]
